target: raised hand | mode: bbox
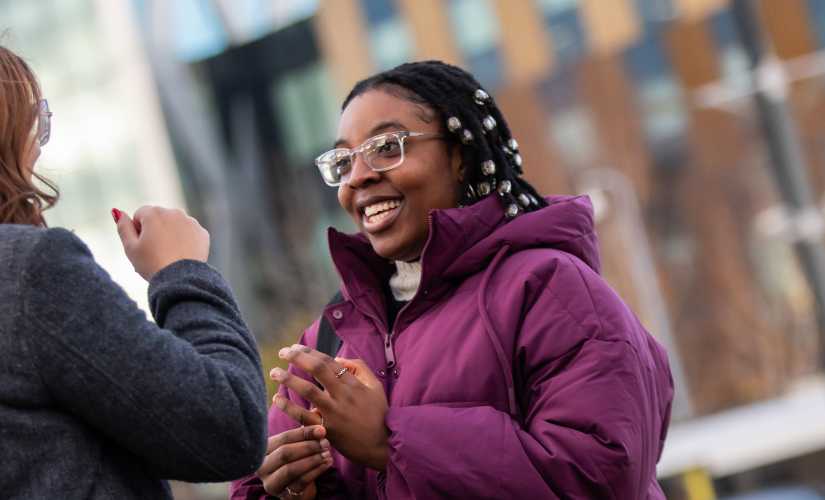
[271,345,390,472]
[255,425,332,499]
[113,206,210,281]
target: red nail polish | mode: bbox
[111,209,121,223]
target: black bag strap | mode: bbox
[316,290,345,359]
[314,291,345,390]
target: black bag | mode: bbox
[314,291,344,389]
[316,290,345,358]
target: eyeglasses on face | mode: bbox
[315,131,445,187]
[36,99,52,146]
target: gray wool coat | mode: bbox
[0,224,268,499]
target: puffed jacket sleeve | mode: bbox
[381,267,674,499]
[230,322,353,500]
[21,228,268,482]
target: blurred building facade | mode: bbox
[130,0,825,419]
[6,0,825,496]
[0,0,185,311]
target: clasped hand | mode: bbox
[272,345,390,472]
[255,346,390,498]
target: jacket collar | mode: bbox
[327,194,600,329]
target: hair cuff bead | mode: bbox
[461,129,474,144]
[477,182,491,197]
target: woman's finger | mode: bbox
[261,451,332,497]
[273,393,324,427]
[284,459,335,498]
[265,425,325,455]
[280,345,353,391]
[114,210,139,256]
[259,438,329,476]
[272,361,335,410]
[336,358,383,390]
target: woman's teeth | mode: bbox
[364,199,400,223]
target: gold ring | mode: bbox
[285,485,302,496]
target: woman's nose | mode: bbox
[346,152,381,188]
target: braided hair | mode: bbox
[342,60,548,217]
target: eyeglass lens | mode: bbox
[38,100,51,146]
[319,134,404,185]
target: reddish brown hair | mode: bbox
[0,42,57,226]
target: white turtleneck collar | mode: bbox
[389,260,421,301]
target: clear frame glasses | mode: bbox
[36,100,52,146]
[315,131,444,187]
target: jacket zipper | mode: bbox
[328,213,436,375]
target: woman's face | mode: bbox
[336,89,464,262]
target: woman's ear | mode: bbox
[451,144,465,183]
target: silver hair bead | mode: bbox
[512,153,522,167]
[473,89,490,105]
[477,182,491,197]
[461,129,474,144]
[447,117,462,133]
[529,194,538,205]
[508,138,519,151]
[506,204,519,217]
[498,180,512,195]
[481,160,496,176]
[482,115,497,131]
[518,194,531,207]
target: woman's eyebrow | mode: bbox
[333,121,409,149]
[369,121,407,135]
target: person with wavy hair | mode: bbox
[0,43,268,498]
[0,43,57,225]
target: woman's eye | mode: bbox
[377,141,400,154]
[335,158,352,172]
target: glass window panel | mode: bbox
[710,9,751,81]
[624,36,672,82]
[535,0,579,16]
[228,0,273,41]
[467,49,504,89]
[271,62,340,166]
[361,0,397,25]
[271,0,321,30]
[549,107,598,169]
[806,0,825,49]
[634,0,677,35]
[173,0,229,61]
[370,17,415,71]
[548,9,587,65]
[448,0,502,58]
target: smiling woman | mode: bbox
[231,61,675,500]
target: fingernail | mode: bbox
[321,451,330,459]
[313,427,324,438]
[319,438,329,449]
[271,368,282,379]
[279,348,292,357]
[111,208,121,223]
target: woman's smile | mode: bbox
[361,198,403,232]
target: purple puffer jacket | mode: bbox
[231,194,674,500]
